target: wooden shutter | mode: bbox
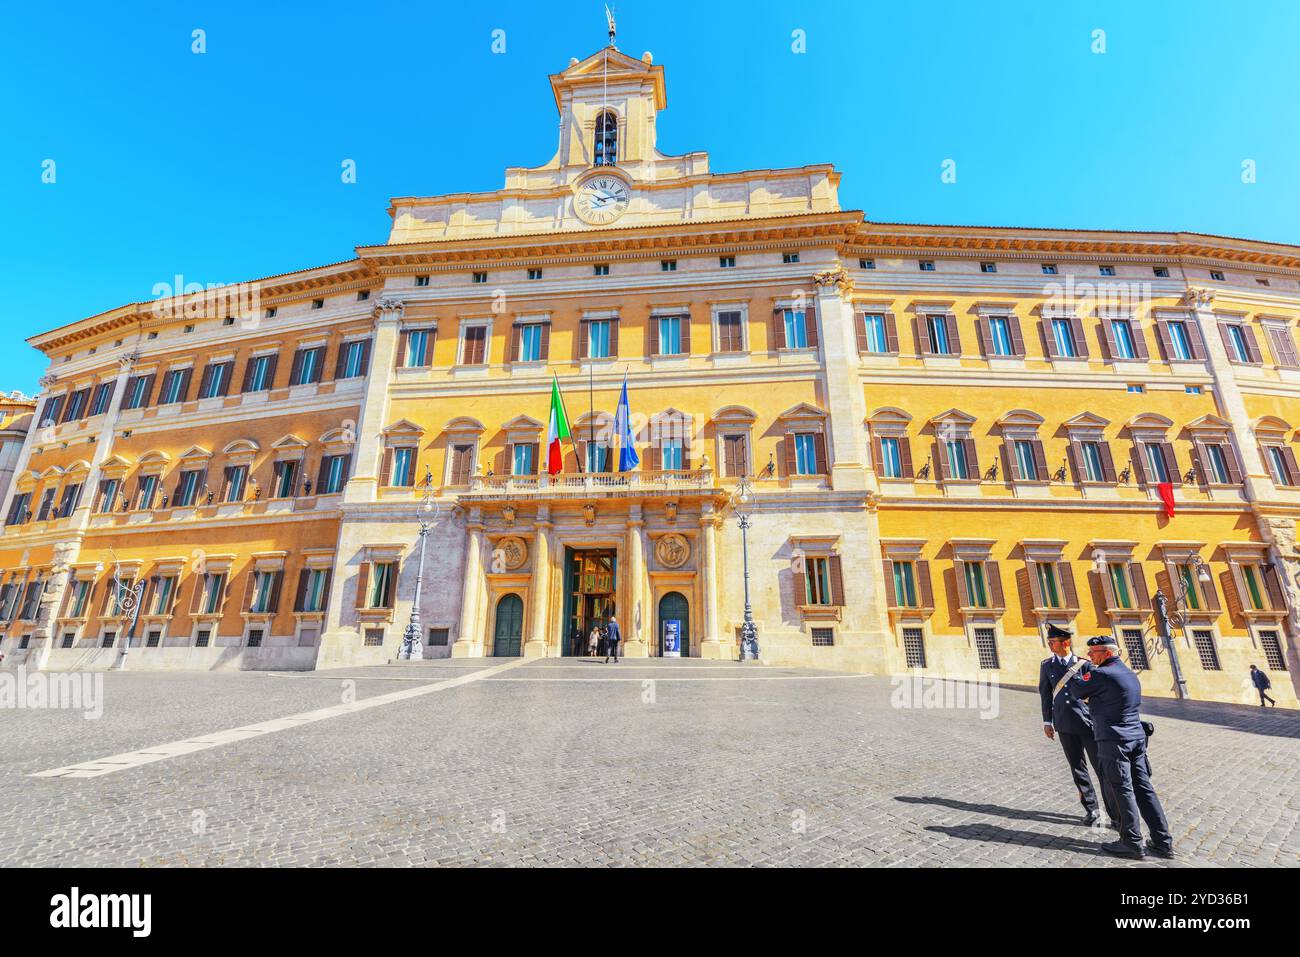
[975,318,993,357]
[986,561,1005,609]
[771,308,787,350]
[240,358,256,393]
[647,444,661,472]
[608,318,619,356]
[140,374,157,407]
[263,355,279,390]
[792,560,807,607]
[1263,564,1287,612]
[680,314,691,354]
[1155,321,1175,361]
[855,314,870,354]
[176,368,193,403]
[579,321,590,359]
[267,570,283,614]
[1199,570,1221,612]
[215,362,231,396]
[1192,440,1212,486]
[1130,563,1152,611]
[1160,442,1182,486]
[916,315,932,355]
[1059,562,1080,610]
[1070,318,1089,358]
[1130,443,1151,486]
[813,433,828,474]
[724,436,740,477]
[898,437,914,478]
[1269,327,1300,368]
[1242,325,1263,363]
[1067,441,1084,484]
[1041,319,1061,359]
[334,342,348,379]
[783,433,798,477]
[241,568,257,612]
[882,559,898,607]
[828,555,845,606]
[291,348,306,384]
[1185,318,1206,359]
[355,563,370,609]
[396,331,410,369]
[1279,446,1300,486]
[358,339,372,375]
[1008,315,1026,356]
[1031,440,1048,481]
[1224,443,1243,485]
[916,561,934,609]
[379,449,393,487]
[956,560,973,607]
[934,441,950,481]
[539,322,550,361]
[1130,321,1150,360]
[884,313,900,353]
[198,364,215,399]
[946,315,961,355]
[963,438,980,480]
[682,440,692,471]
[1026,561,1045,608]
[1099,441,1118,483]
[293,569,309,612]
[648,316,660,356]
[1002,440,1019,482]
[383,562,398,607]
[1101,318,1119,360]
[804,302,818,349]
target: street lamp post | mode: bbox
[1152,556,1210,700]
[400,467,439,661]
[733,475,759,661]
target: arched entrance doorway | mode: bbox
[493,594,523,657]
[658,591,690,657]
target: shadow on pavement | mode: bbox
[923,823,1115,858]
[896,795,1082,826]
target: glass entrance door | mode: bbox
[562,548,617,656]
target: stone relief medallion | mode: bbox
[655,533,690,569]
[498,536,528,571]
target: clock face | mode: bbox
[574,176,630,225]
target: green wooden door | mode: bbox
[493,594,524,657]
[658,591,690,657]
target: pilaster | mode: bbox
[812,268,869,492]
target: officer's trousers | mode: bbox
[1099,738,1173,850]
[1058,730,1118,822]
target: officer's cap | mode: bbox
[1045,623,1073,640]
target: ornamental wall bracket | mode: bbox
[1182,287,1213,308]
[583,503,596,527]
[812,267,855,298]
[37,374,59,389]
[501,504,516,527]
[374,297,405,320]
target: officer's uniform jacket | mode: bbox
[1071,657,1145,744]
[1038,655,1094,736]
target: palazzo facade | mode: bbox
[2,46,1298,706]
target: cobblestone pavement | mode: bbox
[0,658,1296,866]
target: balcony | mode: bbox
[459,468,722,503]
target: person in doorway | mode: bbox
[604,614,622,663]
[588,622,601,658]
[1250,664,1277,707]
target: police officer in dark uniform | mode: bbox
[1037,624,1117,827]
[1071,635,1175,860]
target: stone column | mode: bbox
[524,506,551,658]
[344,297,403,505]
[623,504,647,658]
[452,509,485,657]
[699,504,722,658]
[812,268,869,492]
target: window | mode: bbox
[926,314,951,354]
[783,252,801,264]
[246,629,263,648]
[368,562,397,608]
[249,570,279,614]
[810,628,834,647]
[1186,386,1202,395]
[472,272,487,284]
[1122,629,1149,670]
[449,445,475,485]
[144,629,161,648]
[980,262,997,274]
[56,483,82,517]
[1265,445,1296,486]
[862,313,889,353]
[414,275,430,287]
[101,631,117,649]
[5,493,29,525]
[526,268,544,281]
[879,437,903,478]
[223,465,248,503]
[199,361,232,398]
[311,298,324,310]
[918,260,935,271]
[903,627,926,667]
[103,578,133,618]
[1153,267,1170,278]
[242,354,276,392]
[36,488,56,521]
[1259,630,1286,670]
[1110,319,1137,360]
[174,469,203,507]
[292,346,326,384]
[585,441,609,473]
[159,368,189,404]
[1042,264,1058,275]
[18,634,30,650]
[660,260,676,272]
[1203,444,1231,484]
[318,454,350,495]
[1013,440,1039,481]
[586,320,611,359]
[1035,562,1062,608]
[1210,270,1225,282]
[860,258,875,270]
[265,307,277,319]
[974,628,1000,669]
[428,627,450,647]
[123,375,152,410]
[722,434,749,477]
[16,579,41,619]
[1193,629,1221,670]
[149,577,176,616]
[1143,443,1171,483]
[659,440,684,471]
[943,439,969,479]
[195,629,211,648]
[893,561,918,607]
[512,442,537,476]
[63,388,89,420]
[594,110,617,166]
[963,562,989,608]
[271,460,298,498]
[68,579,92,617]
[1241,564,1266,611]
[1257,278,1270,287]
[987,316,1013,356]
[1176,564,1202,610]
[1127,385,1145,394]
[593,264,609,276]
[97,478,120,513]
[717,311,744,353]
[793,433,820,475]
[1108,563,1133,609]
[61,632,75,649]
[657,315,684,355]
[719,256,735,268]
[364,628,385,647]
[338,340,370,378]
[300,568,330,613]
[1225,324,1251,363]
[461,326,487,365]
[1167,321,1194,361]
[89,381,114,416]
[1051,318,1077,358]
[388,447,416,487]
[1099,265,1115,277]
[780,309,809,350]
[802,556,841,606]
[199,573,226,615]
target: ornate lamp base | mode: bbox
[400,622,423,661]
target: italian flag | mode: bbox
[546,374,573,475]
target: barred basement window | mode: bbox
[247,629,263,648]
[146,630,161,648]
[101,631,116,648]
[428,627,450,647]
[61,632,75,648]
[1259,630,1285,671]
[974,627,1000,669]
[903,627,926,668]
[1193,629,1221,670]
[19,634,30,649]
[364,628,385,647]
[195,629,211,648]
[810,628,834,647]
[1121,628,1149,670]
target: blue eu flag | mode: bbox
[615,373,639,472]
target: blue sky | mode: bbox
[3,0,1298,392]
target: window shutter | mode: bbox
[1160,442,1182,486]
[680,314,691,354]
[1066,441,1083,484]
[792,561,807,607]
[383,562,398,607]
[804,302,818,349]
[176,368,193,403]
[1101,318,1119,360]
[813,433,828,474]
[934,441,950,480]
[355,563,370,609]
[320,571,333,609]
[1219,324,1236,360]
[1130,563,1152,611]
[976,318,993,357]
[241,569,257,612]
[188,575,204,615]
[882,559,898,607]
[648,316,660,356]
[291,348,306,383]
[884,313,900,353]
[1269,327,1300,368]
[945,315,961,355]
[538,322,550,361]
[1098,564,1118,610]
[916,315,933,355]
[263,355,279,390]
[724,436,739,477]
[1155,321,1175,361]
[898,437,914,478]
[916,561,934,609]
[579,321,590,359]
[379,449,393,487]
[1130,443,1151,486]
[1281,446,1300,486]
[783,433,798,477]
[1070,317,1089,358]
[609,318,619,356]
[1041,319,1061,359]
[334,342,348,379]
[1199,571,1221,613]
[1192,440,1212,486]
[1099,442,1118,483]
[1000,441,1016,481]
[828,555,845,606]
[771,308,786,350]
[1031,440,1048,481]
[221,466,235,501]
[963,438,980,480]
[855,314,870,354]
[682,441,692,471]
[315,457,328,492]
[358,339,372,375]
[1263,564,1287,611]
[1008,316,1026,356]
[1184,318,1206,359]
[1242,325,1263,364]
[1224,444,1243,485]
[293,569,309,612]
[1026,561,1045,608]
[268,570,284,614]
[986,561,1005,609]
[1059,562,1080,609]
[648,444,661,472]
[1130,322,1150,360]
[240,358,256,393]
[956,560,973,607]
[141,374,157,407]
[396,332,410,369]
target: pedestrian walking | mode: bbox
[1250,664,1277,707]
